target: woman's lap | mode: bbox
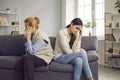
[55,51,87,64]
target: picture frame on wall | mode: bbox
[105,34,116,41]
[11,31,19,35]
[0,17,8,25]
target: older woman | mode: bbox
[24,17,53,80]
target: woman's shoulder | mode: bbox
[57,28,68,39]
[58,28,66,35]
[37,29,47,36]
[36,29,49,39]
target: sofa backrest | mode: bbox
[49,37,56,50]
[0,35,97,56]
[81,36,98,51]
[49,36,98,51]
[0,35,26,56]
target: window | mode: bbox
[77,0,104,39]
[95,0,104,40]
[78,0,92,36]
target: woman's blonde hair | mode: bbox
[24,17,40,29]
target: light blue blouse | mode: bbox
[25,39,47,55]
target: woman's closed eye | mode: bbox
[76,27,80,31]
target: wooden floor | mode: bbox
[99,65,120,80]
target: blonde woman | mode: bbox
[24,17,53,80]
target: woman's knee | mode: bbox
[74,57,83,65]
[74,52,87,59]
[81,52,87,58]
[80,49,87,54]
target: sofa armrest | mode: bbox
[81,36,98,51]
[87,50,99,62]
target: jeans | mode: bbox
[55,51,92,80]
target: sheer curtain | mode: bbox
[77,0,104,40]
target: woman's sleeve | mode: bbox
[25,39,47,55]
[58,31,73,54]
[72,36,81,52]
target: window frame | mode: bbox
[77,0,104,40]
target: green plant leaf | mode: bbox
[84,21,96,29]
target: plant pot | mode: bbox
[89,31,91,36]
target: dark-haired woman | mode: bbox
[24,17,53,80]
[54,18,93,80]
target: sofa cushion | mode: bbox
[0,35,26,56]
[49,62,73,72]
[87,50,99,62]
[0,56,22,69]
[35,65,49,72]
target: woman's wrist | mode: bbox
[26,34,31,41]
[27,37,30,41]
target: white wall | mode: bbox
[105,0,118,13]
[66,0,76,25]
[0,0,61,36]
[61,0,77,28]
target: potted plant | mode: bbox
[115,0,120,13]
[84,21,96,36]
[6,8,10,13]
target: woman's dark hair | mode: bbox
[66,18,83,28]
[67,18,83,48]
